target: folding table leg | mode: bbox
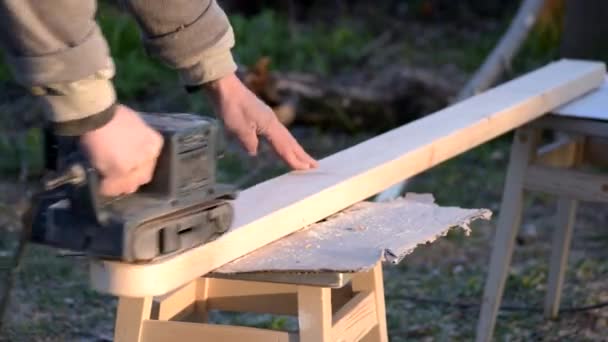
[475,128,539,342]
[544,197,577,319]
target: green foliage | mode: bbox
[510,16,564,75]
[217,151,248,183]
[506,263,548,294]
[449,30,506,73]
[0,54,11,81]
[0,128,44,176]
[268,316,289,330]
[230,10,371,74]
[461,273,484,297]
[574,258,605,281]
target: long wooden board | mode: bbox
[89,59,605,297]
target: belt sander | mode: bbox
[25,112,237,263]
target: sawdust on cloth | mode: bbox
[213,193,492,274]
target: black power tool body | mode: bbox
[27,112,237,263]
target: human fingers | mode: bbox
[293,142,318,169]
[99,173,131,196]
[265,123,316,170]
[135,136,163,185]
[134,158,157,186]
[100,160,157,197]
[235,127,260,156]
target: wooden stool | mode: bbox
[475,101,608,342]
[112,261,388,342]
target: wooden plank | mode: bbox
[206,278,296,298]
[208,292,297,316]
[331,292,377,342]
[524,165,608,203]
[206,278,298,316]
[141,320,295,342]
[209,271,352,288]
[90,59,605,297]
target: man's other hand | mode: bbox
[204,73,318,170]
[79,105,164,196]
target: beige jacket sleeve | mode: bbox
[0,0,237,136]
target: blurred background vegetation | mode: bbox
[1,0,608,340]
[0,0,601,176]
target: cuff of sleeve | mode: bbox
[51,102,117,136]
[33,65,118,136]
[178,49,238,88]
[176,24,238,90]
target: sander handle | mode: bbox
[43,157,108,226]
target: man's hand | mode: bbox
[204,73,318,170]
[79,105,164,196]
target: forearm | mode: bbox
[0,0,117,135]
[120,0,237,87]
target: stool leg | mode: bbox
[154,280,198,321]
[352,262,388,342]
[544,197,577,319]
[297,286,332,342]
[475,128,538,342]
[114,296,153,342]
[195,277,210,322]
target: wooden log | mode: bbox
[89,59,605,298]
